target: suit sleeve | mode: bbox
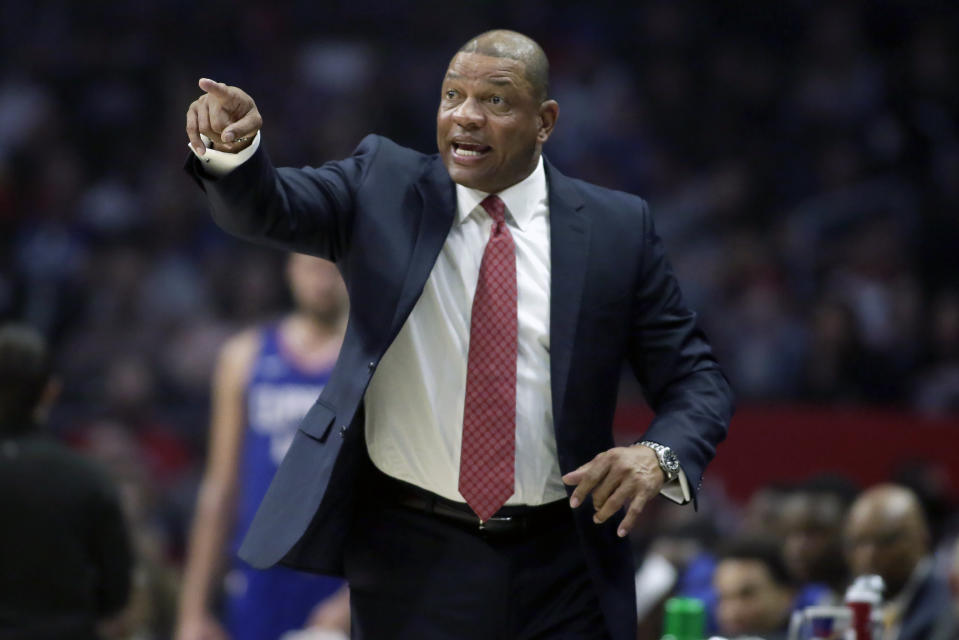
[627,201,734,506]
[184,134,381,261]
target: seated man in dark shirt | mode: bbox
[0,323,133,639]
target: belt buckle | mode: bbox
[478,515,513,531]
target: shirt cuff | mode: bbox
[660,468,691,504]
[187,131,261,177]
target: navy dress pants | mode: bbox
[344,473,612,640]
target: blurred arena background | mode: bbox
[1,0,958,637]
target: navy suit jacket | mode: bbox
[900,565,953,640]
[188,134,733,640]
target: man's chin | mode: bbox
[445,164,492,191]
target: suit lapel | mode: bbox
[387,155,589,430]
[389,156,456,337]
[546,159,590,427]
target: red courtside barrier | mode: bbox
[613,404,959,503]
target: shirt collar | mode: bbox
[454,155,547,231]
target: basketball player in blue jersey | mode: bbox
[176,254,350,640]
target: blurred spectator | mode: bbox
[0,323,132,639]
[77,419,181,639]
[800,298,870,402]
[664,479,857,638]
[176,255,349,640]
[930,537,959,640]
[740,483,792,537]
[843,484,952,640]
[822,217,921,402]
[714,536,795,640]
[653,512,724,637]
[915,290,959,415]
[892,459,956,551]
[780,475,859,605]
[715,252,806,400]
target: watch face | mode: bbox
[663,450,680,472]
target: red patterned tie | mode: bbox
[459,194,517,522]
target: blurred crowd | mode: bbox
[631,476,959,639]
[2,0,959,638]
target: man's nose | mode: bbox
[854,545,877,572]
[452,97,484,129]
[794,532,814,552]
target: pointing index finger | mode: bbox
[198,78,231,97]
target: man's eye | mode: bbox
[491,96,503,105]
[445,90,457,99]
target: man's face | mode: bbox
[781,494,845,583]
[436,52,556,194]
[843,503,924,598]
[287,254,347,324]
[715,559,794,637]
[741,487,788,536]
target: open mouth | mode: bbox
[452,141,492,159]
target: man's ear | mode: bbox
[537,100,559,143]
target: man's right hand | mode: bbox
[186,78,262,156]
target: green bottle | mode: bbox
[662,597,706,640]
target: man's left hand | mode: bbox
[562,445,665,538]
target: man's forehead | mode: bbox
[718,558,770,582]
[445,53,528,84]
[783,494,842,523]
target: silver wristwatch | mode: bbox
[636,441,680,481]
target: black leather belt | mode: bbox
[373,470,571,536]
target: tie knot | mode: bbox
[480,195,506,225]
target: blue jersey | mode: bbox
[224,324,342,640]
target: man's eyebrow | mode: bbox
[442,72,517,87]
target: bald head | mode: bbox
[844,484,929,598]
[437,29,559,193]
[457,30,549,102]
[847,485,929,542]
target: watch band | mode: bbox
[636,440,680,481]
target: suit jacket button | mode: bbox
[339,425,348,437]
[368,361,376,370]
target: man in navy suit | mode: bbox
[185,29,733,640]
[844,485,953,640]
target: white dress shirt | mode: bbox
[192,135,689,506]
[365,155,562,505]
